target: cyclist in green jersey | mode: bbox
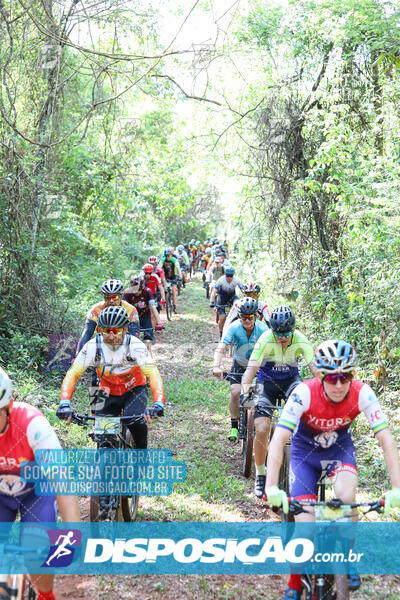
[240,306,319,497]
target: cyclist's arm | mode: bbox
[60,344,93,401]
[128,320,140,338]
[56,495,80,521]
[149,301,162,326]
[359,384,400,487]
[240,359,261,395]
[174,258,182,278]
[213,340,229,369]
[76,319,96,354]
[140,364,165,405]
[265,426,292,487]
[376,429,400,488]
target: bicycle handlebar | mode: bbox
[287,497,385,516]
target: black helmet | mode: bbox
[98,306,130,328]
[270,306,295,333]
[101,279,123,296]
[238,297,258,316]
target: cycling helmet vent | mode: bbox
[238,297,258,316]
[98,306,130,329]
[269,306,295,332]
[315,340,358,373]
[101,279,123,296]
[225,267,235,276]
[244,282,261,294]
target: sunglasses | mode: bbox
[323,373,352,385]
[102,327,124,335]
[104,294,120,301]
[274,330,293,338]
[225,275,233,278]
[240,315,255,321]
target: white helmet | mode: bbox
[0,367,12,409]
[315,340,358,374]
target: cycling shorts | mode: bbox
[166,278,177,287]
[227,360,246,385]
[254,376,301,419]
[290,436,357,499]
[0,490,57,522]
[139,311,154,341]
[91,385,149,449]
[216,294,237,315]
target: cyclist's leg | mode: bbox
[226,361,246,441]
[19,492,58,597]
[140,311,154,354]
[123,385,148,449]
[171,281,178,309]
[253,381,277,466]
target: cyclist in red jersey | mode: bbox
[143,264,166,305]
[148,256,167,288]
[0,368,80,600]
[123,275,163,353]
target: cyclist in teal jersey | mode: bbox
[240,306,318,497]
[213,298,268,442]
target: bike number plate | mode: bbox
[94,416,120,435]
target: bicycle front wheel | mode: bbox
[166,291,172,321]
[120,425,139,522]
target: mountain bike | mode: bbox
[287,497,385,600]
[73,412,145,522]
[240,393,291,493]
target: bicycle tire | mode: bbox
[334,575,349,600]
[242,409,254,478]
[279,444,291,493]
[120,426,139,522]
[166,290,172,321]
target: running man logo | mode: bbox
[42,529,82,567]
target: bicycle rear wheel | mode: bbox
[242,409,254,478]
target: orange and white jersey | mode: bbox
[60,335,165,404]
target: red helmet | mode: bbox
[148,256,158,265]
[143,263,154,274]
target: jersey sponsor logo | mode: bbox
[370,409,382,423]
[306,415,352,429]
[291,394,303,406]
[0,457,19,467]
[0,474,29,496]
[313,431,339,449]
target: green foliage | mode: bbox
[0,332,49,371]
